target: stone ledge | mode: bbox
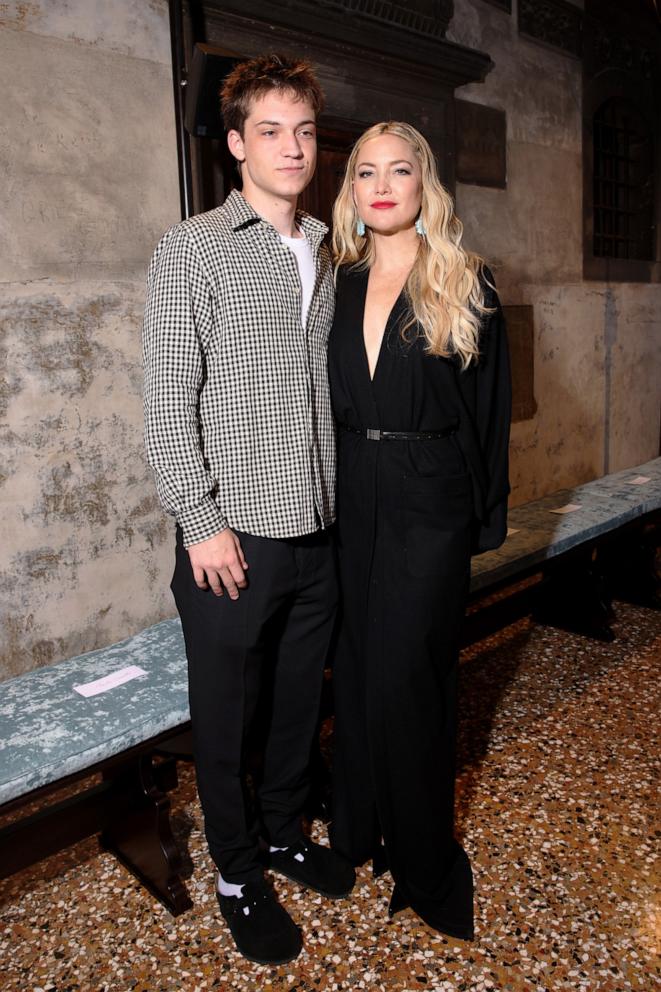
[471,457,661,591]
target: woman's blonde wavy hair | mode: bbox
[332,121,493,368]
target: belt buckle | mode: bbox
[366,428,381,441]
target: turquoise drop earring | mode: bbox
[415,217,426,237]
[356,217,366,237]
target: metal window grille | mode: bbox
[593,99,655,260]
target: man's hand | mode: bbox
[187,529,249,600]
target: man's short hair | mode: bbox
[220,53,324,135]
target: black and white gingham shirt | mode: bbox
[143,190,336,547]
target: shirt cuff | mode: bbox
[177,497,229,548]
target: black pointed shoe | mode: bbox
[267,839,356,898]
[215,875,302,965]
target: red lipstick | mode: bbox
[370,201,396,209]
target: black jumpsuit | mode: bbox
[328,264,511,940]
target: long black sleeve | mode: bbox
[454,268,512,554]
[472,287,511,552]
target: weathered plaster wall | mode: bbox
[2,0,659,677]
[448,0,661,504]
[1,1,179,676]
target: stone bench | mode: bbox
[0,619,193,914]
[1,458,659,915]
[467,456,661,642]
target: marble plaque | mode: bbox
[503,304,537,423]
[455,99,507,189]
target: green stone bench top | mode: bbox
[0,619,188,805]
[470,457,661,592]
[1,457,659,807]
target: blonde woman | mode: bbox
[328,122,511,940]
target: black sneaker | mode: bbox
[215,875,302,965]
[267,839,356,898]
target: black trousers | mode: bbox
[171,525,337,883]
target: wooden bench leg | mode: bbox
[100,755,193,916]
[598,523,661,609]
[533,548,616,642]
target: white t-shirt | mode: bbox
[280,232,316,326]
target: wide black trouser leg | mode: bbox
[331,435,475,939]
[258,537,338,846]
[171,527,336,884]
[330,617,381,865]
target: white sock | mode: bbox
[217,872,245,898]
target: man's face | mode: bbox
[228,90,317,205]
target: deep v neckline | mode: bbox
[360,268,406,385]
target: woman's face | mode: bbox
[352,133,422,235]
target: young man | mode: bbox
[143,54,353,965]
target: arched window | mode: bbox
[592,98,655,261]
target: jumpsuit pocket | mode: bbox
[402,473,474,579]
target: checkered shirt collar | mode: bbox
[224,189,328,247]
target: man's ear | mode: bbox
[227,129,245,163]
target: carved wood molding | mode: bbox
[518,0,582,58]
[200,0,454,42]
[200,1,492,87]
[315,0,454,39]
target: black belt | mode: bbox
[338,423,457,441]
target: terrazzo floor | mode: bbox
[1,600,659,991]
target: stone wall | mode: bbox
[448,0,661,503]
[1,0,659,677]
[0,1,180,676]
